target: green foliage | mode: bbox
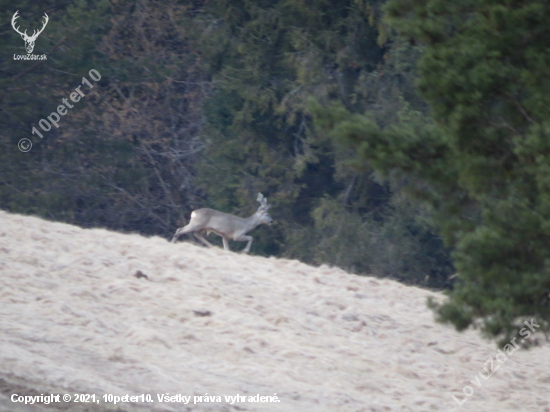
[317,0,550,343]
[192,0,391,254]
[299,191,453,287]
[1,0,453,289]
[193,0,450,267]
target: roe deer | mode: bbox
[171,193,272,253]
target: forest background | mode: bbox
[1,0,549,344]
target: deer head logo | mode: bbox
[11,11,49,54]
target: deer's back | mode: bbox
[191,208,247,233]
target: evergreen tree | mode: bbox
[315,0,550,343]
[194,0,449,271]
[1,0,454,288]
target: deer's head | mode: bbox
[12,11,49,54]
[256,193,273,225]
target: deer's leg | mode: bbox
[234,235,253,254]
[171,229,180,243]
[171,225,190,243]
[222,237,230,251]
[194,231,214,248]
[171,223,200,243]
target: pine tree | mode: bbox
[315,0,550,344]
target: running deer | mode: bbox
[171,193,272,253]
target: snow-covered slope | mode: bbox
[0,210,548,412]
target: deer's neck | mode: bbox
[243,212,262,231]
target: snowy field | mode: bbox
[0,210,548,412]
